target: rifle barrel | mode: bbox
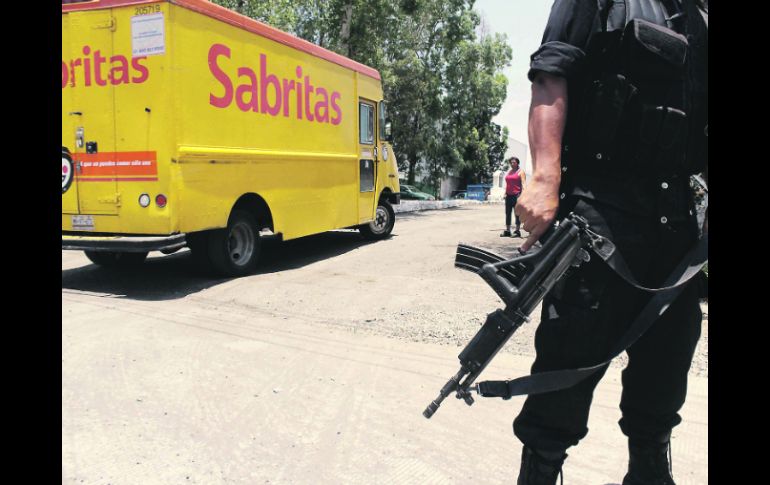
[423,368,467,418]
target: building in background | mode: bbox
[399,137,528,200]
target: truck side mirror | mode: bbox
[384,120,392,142]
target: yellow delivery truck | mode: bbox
[62,0,400,276]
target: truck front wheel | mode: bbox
[207,210,261,277]
[85,251,148,267]
[359,200,395,240]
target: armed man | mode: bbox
[513,0,708,484]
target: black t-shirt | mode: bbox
[528,0,707,221]
[528,0,606,83]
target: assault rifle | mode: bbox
[423,209,708,418]
[423,213,600,419]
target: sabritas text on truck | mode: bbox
[208,44,343,125]
[62,46,149,88]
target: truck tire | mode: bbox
[85,251,148,267]
[207,210,261,276]
[359,200,395,240]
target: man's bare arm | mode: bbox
[516,72,568,252]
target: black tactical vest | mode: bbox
[560,0,708,217]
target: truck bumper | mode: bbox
[62,233,187,253]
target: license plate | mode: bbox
[71,215,94,231]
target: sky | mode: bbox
[472,0,554,168]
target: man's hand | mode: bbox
[516,177,560,252]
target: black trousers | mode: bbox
[513,196,702,452]
[505,194,521,228]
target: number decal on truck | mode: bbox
[135,5,162,16]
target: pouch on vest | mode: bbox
[637,105,688,173]
[578,73,637,165]
[619,18,688,82]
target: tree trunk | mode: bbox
[338,4,353,57]
[407,153,417,184]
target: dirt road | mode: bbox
[62,204,707,484]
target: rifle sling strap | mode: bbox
[589,234,703,292]
[477,233,708,400]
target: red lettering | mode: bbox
[282,79,295,117]
[295,74,303,119]
[295,66,304,119]
[314,87,329,123]
[330,92,342,125]
[236,67,259,112]
[62,47,150,88]
[202,45,345,126]
[304,76,315,122]
[131,57,149,84]
[208,44,233,108]
[61,61,69,89]
[109,56,130,85]
[69,58,81,87]
[94,50,107,86]
[82,46,92,86]
[259,54,281,116]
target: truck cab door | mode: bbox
[358,99,377,223]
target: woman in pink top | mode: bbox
[501,156,526,237]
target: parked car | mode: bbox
[400,184,436,201]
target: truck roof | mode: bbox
[62,0,381,81]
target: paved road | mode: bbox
[62,204,707,484]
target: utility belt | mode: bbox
[563,19,707,180]
[561,172,696,223]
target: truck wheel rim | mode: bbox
[371,206,389,234]
[228,223,255,266]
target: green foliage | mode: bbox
[213,0,302,33]
[210,0,512,185]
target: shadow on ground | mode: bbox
[62,230,378,301]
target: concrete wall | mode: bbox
[392,199,491,213]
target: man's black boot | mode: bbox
[517,447,567,485]
[622,440,676,485]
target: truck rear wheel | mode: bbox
[207,210,261,277]
[85,251,148,267]
[359,200,395,240]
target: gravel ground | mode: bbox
[62,203,708,380]
[251,204,709,379]
[61,203,707,485]
[344,298,709,378]
[315,206,708,379]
